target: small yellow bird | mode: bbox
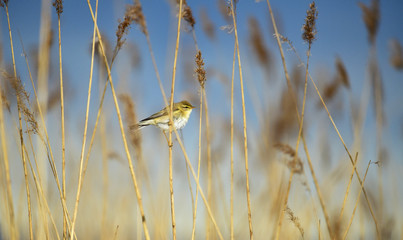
[132,100,195,131]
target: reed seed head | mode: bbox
[116,3,146,50]
[218,0,232,23]
[389,39,403,70]
[6,73,39,135]
[359,0,379,45]
[120,94,142,150]
[335,57,350,89]
[182,4,196,29]
[302,1,318,46]
[285,206,305,238]
[249,17,271,67]
[273,90,298,140]
[274,143,303,174]
[1,88,10,113]
[200,8,215,40]
[0,0,8,8]
[195,50,206,88]
[52,0,63,15]
[323,81,340,103]
[93,33,112,64]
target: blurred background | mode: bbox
[0,0,402,239]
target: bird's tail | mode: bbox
[130,121,149,131]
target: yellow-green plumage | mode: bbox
[133,100,194,131]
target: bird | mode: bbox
[131,100,195,131]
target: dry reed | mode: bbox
[84,1,151,239]
[389,39,403,70]
[358,0,379,45]
[285,206,304,239]
[200,8,215,40]
[342,160,372,239]
[52,0,67,237]
[191,50,205,240]
[18,29,73,239]
[229,42,237,240]
[0,80,16,240]
[0,1,400,239]
[3,2,33,237]
[248,17,271,68]
[229,0,254,238]
[267,1,334,239]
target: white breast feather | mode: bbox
[174,117,188,130]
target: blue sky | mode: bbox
[1,0,403,166]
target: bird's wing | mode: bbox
[139,108,167,123]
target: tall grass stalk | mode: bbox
[203,90,213,238]
[276,11,314,240]
[0,82,16,240]
[277,28,380,237]
[342,160,372,240]
[339,153,359,223]
[4,3,33,238]
[85,1,150,239]
[191,49,208,240]
[22,137,52,240]
[307,58,380,237]
[266,1,334,238]
[189,18,214,240]
[25,123,59,240]
[277,12,380,238]
[188,17,213,238]
[274,171,293,240]
[18,32,73,237]
[53,1,67,237]
[230,43,236,240]
[135,2,222,237]
[70,0,99,238]
[173,128,224,240]
[167,1,185,238]
[230,1,254,238]
[98,62,109,240]
[36,0,51,195]
[191,74,204,240]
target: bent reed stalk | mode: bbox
[266,1,334,238]
[230,0,254,238]
[72,2,151,240]
[167,1,185,239]
[5,3,33,238]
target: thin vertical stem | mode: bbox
[0,83,16,240]
[137,1,222,237]
[85,2,150,239]
[339,153,359,222]
[342,161,372,240]
[173,128,223,240]
[99,66,109,240]
[266,1,335,238]
[25,123,59,240]
[70,0,98,238]
[5,3,32,239]
[275,172,294,240]
[19,31,73,236]
[229,1,253,238]
[191,85,203,240]
[55,9,67,239]
[230,42,236,240]
[167,1,183,239]
[204,90,213,238]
